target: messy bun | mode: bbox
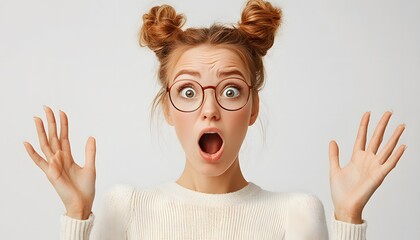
[140,5,185,58]
[238,0,282,56]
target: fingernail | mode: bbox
[389,109,394,114]
[404,145,408,151]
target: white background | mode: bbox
[1,0,419,239]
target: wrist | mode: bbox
[64,198,93,220]
[66,206,92,220]
[334,210,363,224]
[66,210,91,220]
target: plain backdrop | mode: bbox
[1,0,419,239]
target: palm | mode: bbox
[24,106,96,219]
[329,111,406,223]
[48,153,95,211]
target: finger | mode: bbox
[44,105,61,152]
[34,116,54,159]
[84,136,96,171]
[353,111,370,152]
[382,144,406,177]
[23,141,49,173]
[377,124,406,164]
[329,140,341,174]
[59,110,72,154]
[367,111,393,154]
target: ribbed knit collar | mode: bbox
[157,181,262,207]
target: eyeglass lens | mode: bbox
[169,79,250,112]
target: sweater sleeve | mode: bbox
[284,193,368,240]
[60,213,95,240]
[59,184,135,240]
[285,193,329,240]
[331,214,367,240]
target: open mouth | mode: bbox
[199,132,223,154]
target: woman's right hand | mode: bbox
[24,106,96,220]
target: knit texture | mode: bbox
[60,182,367,239]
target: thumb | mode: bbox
[329,140,341,173]
[84,136,96,171]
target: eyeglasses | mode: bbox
[167,79,252,112]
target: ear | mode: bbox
[249,92,259,126]
[163,95,174,126]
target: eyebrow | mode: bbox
[217,69,246,80]
[174,70,201,80]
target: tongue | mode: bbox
[199,133,223,154]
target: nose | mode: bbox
[200,89,220,121]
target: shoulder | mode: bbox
[104,184,136,205]
[92,185,138,237]
[255,188,325,213]
[252,186,323,208]
[102,184,137,218]
[106,184,136,198]
[252,187,327,232]
[285,192,326,221]
[104,183,166,208]
[286,192,325,211]
[284,192,328,238]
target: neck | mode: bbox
[176,157,248,194]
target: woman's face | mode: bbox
[164,44,259,177]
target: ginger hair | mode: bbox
[139,0,282,114]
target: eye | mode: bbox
[180,87,196,98]
[222,86,240,98]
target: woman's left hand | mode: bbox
[329,111,406,224]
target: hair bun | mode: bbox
[238,0,282,56]
[140,5,185,58]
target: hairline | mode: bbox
[164,43,255,88]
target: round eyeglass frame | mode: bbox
[166,79,253,113]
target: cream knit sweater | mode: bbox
[60,182,367,240]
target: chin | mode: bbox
[191,154,237,177]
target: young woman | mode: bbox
[24,0,406,239]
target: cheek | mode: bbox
[225,106,252,138]
[171,110,197,142]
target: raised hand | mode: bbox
[24,106,96,220]
[329,111,406,224]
